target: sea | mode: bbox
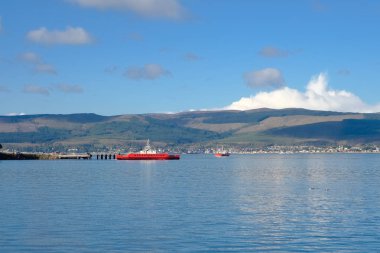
[0,154,379,252]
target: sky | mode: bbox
[1,0,380,115]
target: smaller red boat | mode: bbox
[215,152,230,157]
[214,146,230,157]
[116,140,180,160]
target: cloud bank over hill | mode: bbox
[226,73,380,113]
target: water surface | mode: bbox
[0,154,379,252]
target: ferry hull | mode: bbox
[116,153,180,160]
[215,153,230,157]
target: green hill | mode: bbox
[265,119,380,143]
[1,109,380,151]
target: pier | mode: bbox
[96,154,116,160]
[0,151,118,160]
[58,154,92,159]
[0,152,92,160]
[0,143,114,160]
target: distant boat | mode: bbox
[214,146,230,157]
[215,152,230,157]
[116,140,180,160]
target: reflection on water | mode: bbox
[230,154,380,251]
[0,154,379,252]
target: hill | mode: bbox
[1,109,380,151]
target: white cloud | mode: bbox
[34,64,57,74]
[127,32,144,41]
[56,84,83,93]
[20,52,41,63]
[26,27,93,45]
[5,112,26,116]
[258,46,289,58]
[184,52,201,61]
[312,0,328,12]
[226,73,380,113]
[244,68,285,88]
[125,64,170,80]
[0,85,10,92]
[337,69,351,76]
[105,65,119,74]
[20,52,57,74]
[69,0,186,19]
[23,84,50,96]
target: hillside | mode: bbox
[1,109,380,151]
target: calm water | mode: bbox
[0,154,379,252]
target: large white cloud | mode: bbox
[69,0,186,19]
[226,73,380,113]
[26,27,93,45]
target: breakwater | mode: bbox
[0,152,92,160]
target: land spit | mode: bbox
[0,152,92,160]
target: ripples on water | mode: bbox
[0,154,379,252]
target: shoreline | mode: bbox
[2,150,380,160]
[0,152,91,160]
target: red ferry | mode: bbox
[116,140,180,160]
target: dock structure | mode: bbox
[58,154,92,159]
[96,154,116,160]
[0,152,92,160]
[0,149,117,160]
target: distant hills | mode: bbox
[1,108,380,152]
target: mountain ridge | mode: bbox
[1,108,379,151]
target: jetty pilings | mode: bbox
[96,154,116,160]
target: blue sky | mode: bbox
[1,0,380,115]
